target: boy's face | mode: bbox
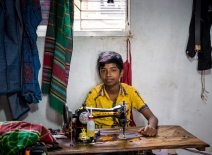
[99,63,123,87]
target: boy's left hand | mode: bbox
[138,125,157,137]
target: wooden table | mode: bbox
[49,125,210,154]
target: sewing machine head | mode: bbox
[63,102,129,143]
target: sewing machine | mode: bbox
[63,102,129,145]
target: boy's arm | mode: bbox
[130,88,158,136]
[139,108,158,136]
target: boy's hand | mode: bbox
[138,125,157,137]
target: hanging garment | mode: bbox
[42,0,74,114]
[0,0,22,94]
[8,92,30,120]
[120,38,136,127]
[0,0,30,120]
[120,38,132,86]
[186,0,212,70]
[21,0,42,104]
[198,0,212,70]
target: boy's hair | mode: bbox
[97,51,124,74]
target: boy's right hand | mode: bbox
[138,125,157,137]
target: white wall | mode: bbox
[0,0,212,154]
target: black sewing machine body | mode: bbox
[63,102,129,145]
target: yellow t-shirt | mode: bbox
[85,83,149,128]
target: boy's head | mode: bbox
[97,51,124,74]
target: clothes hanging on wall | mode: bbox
[8,92,30,120]
[21,0,42,104]
[120,38,132,85]
[42,0,74,114]
[0,0,42,120]
[0,0,30,120]
[186,0,212,71]
[120,38,136,127]
[0,0,22,94]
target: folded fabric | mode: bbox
[0,121,55,155]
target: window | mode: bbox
[37,0,130,36]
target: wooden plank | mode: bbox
[48,125,210,154]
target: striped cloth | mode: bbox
[42,0,74,114]
[0,121,54,155]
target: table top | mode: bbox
[49,125,210,155]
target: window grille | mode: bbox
[38,0,130,36]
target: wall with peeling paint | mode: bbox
[0,0,211,154]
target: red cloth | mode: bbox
[120,39,132,86]
[0,121,54,143]
[121,60,132,86]
[120,39,136,127]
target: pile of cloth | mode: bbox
[0,121,58,155]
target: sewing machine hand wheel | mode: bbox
[63,104,72,130]
[63,104,74,146]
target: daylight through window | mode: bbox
[38,0,130,36]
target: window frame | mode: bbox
[37,0,130,37]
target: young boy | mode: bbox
[85,51,158,136]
